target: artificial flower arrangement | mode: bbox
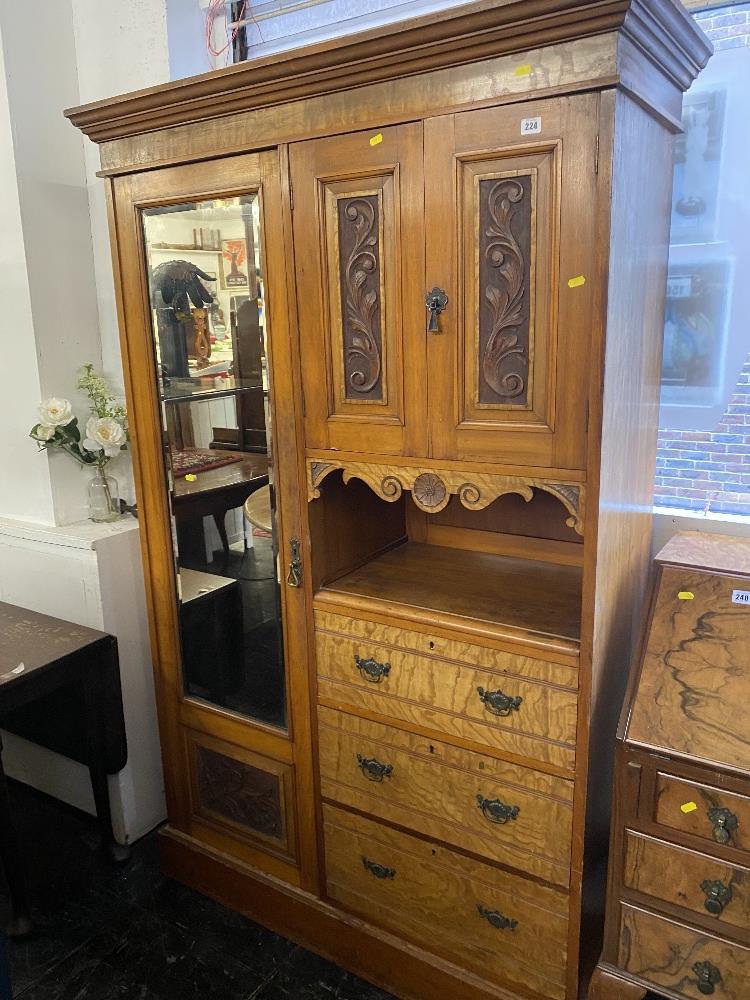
[30,364,129,521]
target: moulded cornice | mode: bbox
[65,0,711,144]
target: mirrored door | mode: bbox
[141,192,287,729]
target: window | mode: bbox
[655,3,750,518]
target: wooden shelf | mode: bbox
[316,542,582,654]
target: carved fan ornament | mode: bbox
[338,196,383,400]
[307,460,584,534]
[480,177,531,405]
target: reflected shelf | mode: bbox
[161,376,265,404]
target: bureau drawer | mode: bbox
[619,904,750,998]
[624,831,750,935]
[324,804,568,1000]
[319,707,573,887]
[314,611,579,688]
[653,773,750,855]
[315,630,578,771]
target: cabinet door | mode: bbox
[290,124,427,456]
[111,152,318,889]
[426,95,599,470]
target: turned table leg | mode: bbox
[588,965,648,1000]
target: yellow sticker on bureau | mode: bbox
[515,64,532,77]
[369,133,383,147]
[678,591,695,600]
[567,275,586,288]
[681,802,698,814]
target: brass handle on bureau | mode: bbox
[477,794,520,825]
[692,961,722,995]
[362,856,395,880]
[476,686,523,717]
[477,904,518,931]
[708,806,738,846]
[354,654,391,683]
[701,879,733,916]
[357,753,393,782]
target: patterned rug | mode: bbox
[171,448,243,476]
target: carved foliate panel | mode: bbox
[477,174,533,407]
[458,146,558,437]
[336,194,384,402]
[195,744,285,843]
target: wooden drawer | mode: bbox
[619,904,750,998]
[315,621,578,772]
[324,804,569,1000]
[653,772,750,855]
[624,831,750,936]
[314,611,579,687]
[318,707,573,887]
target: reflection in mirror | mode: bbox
[142,195,287,729]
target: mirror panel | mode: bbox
[142,194,287,729]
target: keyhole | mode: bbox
[429,745,435,754]
[428,641,435,650]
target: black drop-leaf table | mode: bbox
[0,602,129,935]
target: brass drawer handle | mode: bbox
[362,856,395,880]
[701,879,733,916]
[354,654,391,683]
[708,806,738,846]
[477,904,517,931]
[692,960,722,995]
[477,794,520,825]
[477,686,522,717]
[357,753,393,783]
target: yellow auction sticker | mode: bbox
[515,64,532,77]
[681,802,698,814]
[185,474,197,482]
[369,133,383,147]
[678,591,695,600]
[567,275,586,288]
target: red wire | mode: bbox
[206,0,260,59]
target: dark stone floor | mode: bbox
[7,781,393,1000]
[7,780,668,1000]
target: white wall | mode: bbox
[0,0,172,841]
[0,0,103,525]
[0,42,56,524]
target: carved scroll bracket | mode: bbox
[307,460,584,535]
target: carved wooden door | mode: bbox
[290,123,427,456]
[425,94,600,471]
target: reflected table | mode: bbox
[172,450,269,556]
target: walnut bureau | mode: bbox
[66,4,710,999]
[590,532,750,1000]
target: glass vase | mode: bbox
[87,471,120,523]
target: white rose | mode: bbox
[34,425,57,441]
[83,416,126,457]
[38,397,74,427]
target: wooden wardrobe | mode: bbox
[66,4,710,998]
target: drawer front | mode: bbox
[315,630,578,771]
[324,804,568,1000]
[654,773,750,855]
[315,611,579,688]
[319,707,572,887]
[624,831,750,934]
[619,904,750,998]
